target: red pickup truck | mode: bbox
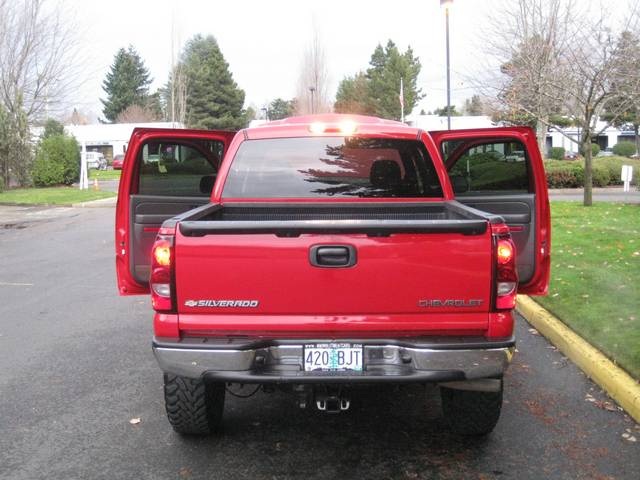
[115,114,550,436]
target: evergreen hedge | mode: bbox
[32,135,80,187]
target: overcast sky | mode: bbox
[66,0,503,119]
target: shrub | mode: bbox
[612,141,636,157]
[549,147,565,160]
[545,160,584,188]
[596,156,640,185]
[592,164,610,187]
[545,157,640,188]
[32,135,80,187]
[579,143,600,157]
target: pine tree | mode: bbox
[180,35,247,130]
[267,98,296,120]
[333,41,423,120]
[366,40,424,120]
[463,95,484,116]
[101,46,152,122]
[334,72,374,115]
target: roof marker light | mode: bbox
[309,122,326,134]
[340,120,358,136]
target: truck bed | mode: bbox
[172,201,500,237]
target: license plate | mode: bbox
[304,343,363,372]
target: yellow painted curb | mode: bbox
[516,295,640,424]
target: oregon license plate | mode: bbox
[304,343,363,372]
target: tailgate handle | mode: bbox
[310,245,356,268]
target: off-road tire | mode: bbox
[163,374,225,435]
[440,381,503,436]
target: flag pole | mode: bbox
[400,77,405,123]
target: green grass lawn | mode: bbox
[88,169,121,181]
[0,186,116,205]
[536,202,640,378]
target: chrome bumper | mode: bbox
[153,338,515,384]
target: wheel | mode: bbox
[440,380,503,436]
[163,374,225,435]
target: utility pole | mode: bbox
[441,0,453,130]
[309,86,316,114]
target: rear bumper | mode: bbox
[152,336,515,384]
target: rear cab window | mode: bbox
[222,137,444,198]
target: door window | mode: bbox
[442,140,530,195]
[138,140,223,197]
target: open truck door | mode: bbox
[430,127,550,295]
[115,128,237,294]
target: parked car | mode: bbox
[597,148,614,157]
[112,154,125,170]
[505,150,525,162]
[115,115,551,436]
[85,151,107,170]
[563,151,579,160]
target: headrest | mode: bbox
[370,160,401,188]
[199,175,216,195]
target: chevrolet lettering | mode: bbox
[418,299,484,308]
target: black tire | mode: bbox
[440,381,503,436]
[163,374,225,435]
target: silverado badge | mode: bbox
[184,299,259,308]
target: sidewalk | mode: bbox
[72,196,116,208]
[549,186,640,203]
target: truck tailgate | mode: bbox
[174,218,493,334]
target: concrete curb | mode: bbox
[517,295,640,423]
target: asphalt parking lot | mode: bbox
[0,206,638,480]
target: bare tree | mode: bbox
[479,0,575,154]
[295,21,331,115]
[65,108,90,126]
[0,0,79,187]
[0,0,79,121]
[169,63,188,126]
[116,104,160,124]
[554,6,640,205]
[480,0,640,206]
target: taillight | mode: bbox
[150,234,174,312]
[494,233,518,310]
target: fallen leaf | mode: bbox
[528,328,540,335]
[129,417,141,425]
[622,433,637,442]
[594,400,617,412]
